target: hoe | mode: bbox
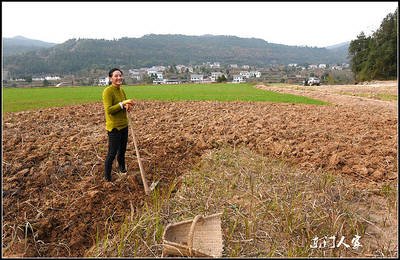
[127,114,159,195]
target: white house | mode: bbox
[156,72,163,80]
[232,75,245,83]
[175,65,187,73]
[211,72,225,82]
[210,62,221,69]
[318,64,327,69]
[308,64,318,69]
[149,65,166,72]
[239,71,251,79]
[147,69,158,76]
[230,64,238,68]
[190,74,204,82]
[98,77,109,86]
[331,65,343,70]
[45,76,61,80]
[249,71,261,78]
[129,69,142,80]
[147,70,163,80]
[242,65,250,69]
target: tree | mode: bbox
[349,8,397,81]
[370,7,397,79]
[43,79,49,86]
[217,75,227,83]
[24,75,32,83]
[348,32,371,81]
[142,74,156,84]
[326,73,335,85]
[169,64,177,73]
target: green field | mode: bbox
[2,83,326,112]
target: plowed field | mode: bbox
[2,83,397,257]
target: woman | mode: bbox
[102,68,134,181]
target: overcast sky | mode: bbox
[2,1,398,47]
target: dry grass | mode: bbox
[337,92,398,101]
[86,146,397,257]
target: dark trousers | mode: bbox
[104,127,128,181]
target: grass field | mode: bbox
[2,83,326,112]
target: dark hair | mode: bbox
[108,68,123,77]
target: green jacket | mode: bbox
[102,85,128,131]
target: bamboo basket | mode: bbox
[162,213,223,257]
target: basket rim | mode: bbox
[162,212,223,240]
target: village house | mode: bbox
[147,69,158,76]
[150,65,166,72]
[156,72,163,80]
[232,75,245,83]
[190,74,204,83]
[210,72,225,82]
[147,69,163,80]
[45,76,61,80]
[239,71,251,79]
[330,65,343,70]
[98,77,109,86]
[128,69,142,80]
[175,65,187,73]
[210,62,221,69]
[249,71,261,78]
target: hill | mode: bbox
[325,41,350,49]
[2,36,57,56]
[3,34,349,77]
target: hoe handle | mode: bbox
[128,115,150,195]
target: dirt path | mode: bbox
[255,81,398,112]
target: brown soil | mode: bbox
[2,83,398,257]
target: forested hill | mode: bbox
[3,36,57,56]
[3,34,349,77]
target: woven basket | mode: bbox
[162,213,223,257]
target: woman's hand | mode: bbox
[122,99,134,106]
[124,103,133,112]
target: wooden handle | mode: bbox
[187,215,203,256]
[128,115,150,195]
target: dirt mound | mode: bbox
[2,99,397,257]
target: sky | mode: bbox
[2,1,398,48]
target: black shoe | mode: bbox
[119,167,127,174]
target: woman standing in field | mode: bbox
[102,68,134,182]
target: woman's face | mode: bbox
[110,70,123,87]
